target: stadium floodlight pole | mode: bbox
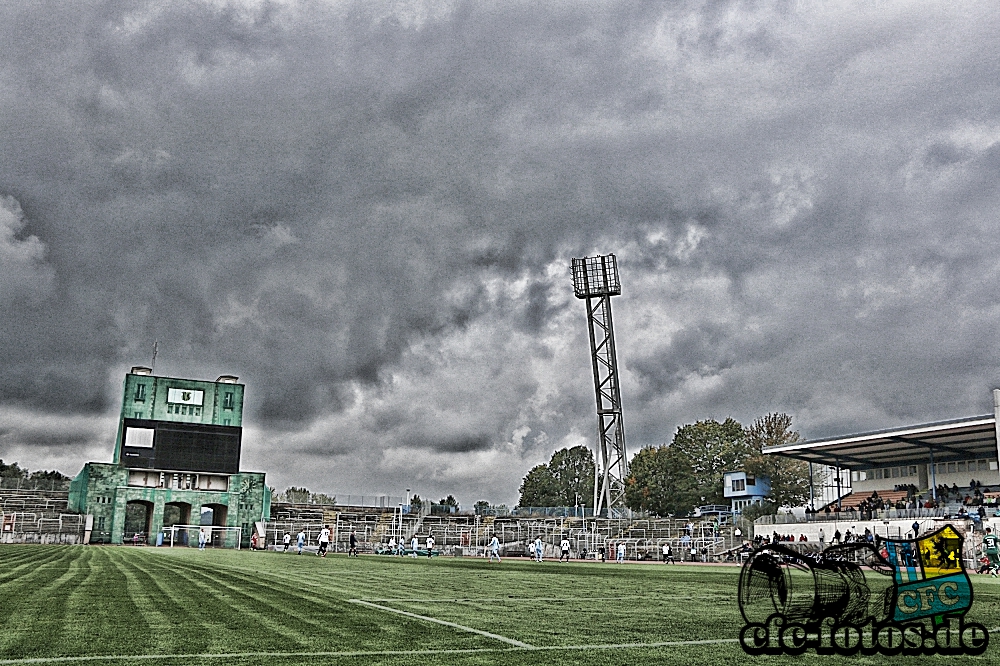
[571,253,629,518]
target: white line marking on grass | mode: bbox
[347,599,534,648]
[8,627,1000,664]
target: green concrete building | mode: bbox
[69,367,269,546]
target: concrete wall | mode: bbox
[71,462,267,545]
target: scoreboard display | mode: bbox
[122,418,241,474]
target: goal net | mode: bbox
[164,524,243,549]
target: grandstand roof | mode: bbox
[763,414,999,469]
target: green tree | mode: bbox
[670,418,747,508]
[438,495,459,509]
[547,446,595,507]
[517,446,595,507]
[518,464,557,507]
[284,487,310,503]
[0,460,28,479]
[624,445,698,516]
[473,500,490,515]
[311,493,336,506]
[29,470,68,482]
[743,413,810,509]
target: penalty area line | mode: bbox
[347,598,534,648]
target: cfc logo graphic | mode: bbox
[737,525,988,656]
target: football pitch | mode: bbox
[0,546,998,665]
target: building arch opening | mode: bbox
[124,500,153,545]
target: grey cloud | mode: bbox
[3,2,1000,505]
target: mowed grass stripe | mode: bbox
[0,547,69,582]
[0,548,96,658]
[108,549,235,655]
[0,638,746,665]
[133,550,333,650]
[2,546,999,665]
[0,547,78,593]
[233,555,689,647]
[102,548,185,656]
[163,552,498,652]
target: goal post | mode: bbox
[164,524,243,549]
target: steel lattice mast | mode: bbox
[571,254,628,517]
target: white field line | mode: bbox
[347,598,534,648]
[0,626,995,664]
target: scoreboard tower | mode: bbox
[69,367,268,546]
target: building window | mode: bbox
[224,392,234,410]
[731,479,745,492]
[134,384,146,402]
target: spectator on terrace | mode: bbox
[833,530,841,544]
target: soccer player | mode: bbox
[296,529,305,554]
[426,534,435,557]
[983,527,999,577]
[388,536,396,555]
[349,530,358,557]
[283,532,291,552]
[318,525,331,557]
[489,535,501,563]
[662,542,674,564]
[410,535,419,557]
[559,537,570,562]
[534,536,543,562]
[617,542,626,563]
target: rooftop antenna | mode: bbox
[150,340,158,373]
[571,253,629,517]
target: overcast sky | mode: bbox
[2,1,1000,507]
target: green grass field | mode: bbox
[0,545,998,665]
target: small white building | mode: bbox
[723,471,771,513]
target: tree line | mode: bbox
[518,413,810,517]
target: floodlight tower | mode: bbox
[571,254,628,517]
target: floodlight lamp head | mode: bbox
[571,254,621,298]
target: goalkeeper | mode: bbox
[983,527,999,577]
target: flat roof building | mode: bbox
[763,389,1000,504]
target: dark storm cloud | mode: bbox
[3,1,1000,504]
